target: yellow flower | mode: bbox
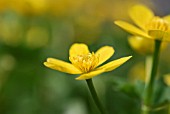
[128,36,154,54]
[128,36,168,55]
[128,62,146,82]
[163,74,170,86]
[44,43,132,80]
[114,4,170,42]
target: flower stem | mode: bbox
[145,55,152,82]
[142,40,162,114]
[86,79,106,114]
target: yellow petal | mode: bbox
[114,21,152,39]
[76,69,105,80]
[97,56,132,72]
[148,30,166,40]
[128,36,154,54]
[129,4,154,30]
[163,15,170,23]
[44,58,82,74]
[163,31,170,42]
[95,46,114,66]
[69,43,90,57]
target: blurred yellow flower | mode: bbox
[163,74,170,86]
[9,0,48,16]
[0,15,22,46]
[44,43,132,80]
[114,4,170,42]
[26,26,49,49]
[129,62,146,82]
[128,36,168,54]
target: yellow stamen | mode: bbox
[69,52,99,72]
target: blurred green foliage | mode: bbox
[0,0,170,114]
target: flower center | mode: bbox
[69,52,99,73]
[146,16,169,32]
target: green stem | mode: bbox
[142,40,162,114]
[86,79,106,114]
[145,55,152,83]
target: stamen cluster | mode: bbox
[70,52,99,72]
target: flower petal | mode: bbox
[163,31,170,42]
[69,43,90,57]
[129,4,154,30]
[95,46,114,66]
[114,21,152,39]
[128,36,154,54]
[148,30,166,40]
[97,56,132,72]
[76,69,105,80]
[163,15,170,23]
[44,58,82,74]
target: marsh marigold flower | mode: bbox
[114,4,170,42]
[128,36,167,54]
[44,43,132,80]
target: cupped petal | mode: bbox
[163,31,170,42]
[76,69,105,80]
[97,56,132,72]
[114,21,152,39]
[128,36,154,54]
[148,30,166,40]
[69,43,90,57]
[95,46,115,66]
[129,4,154,30]
[163,15,170,23]
[44,58,82,74]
